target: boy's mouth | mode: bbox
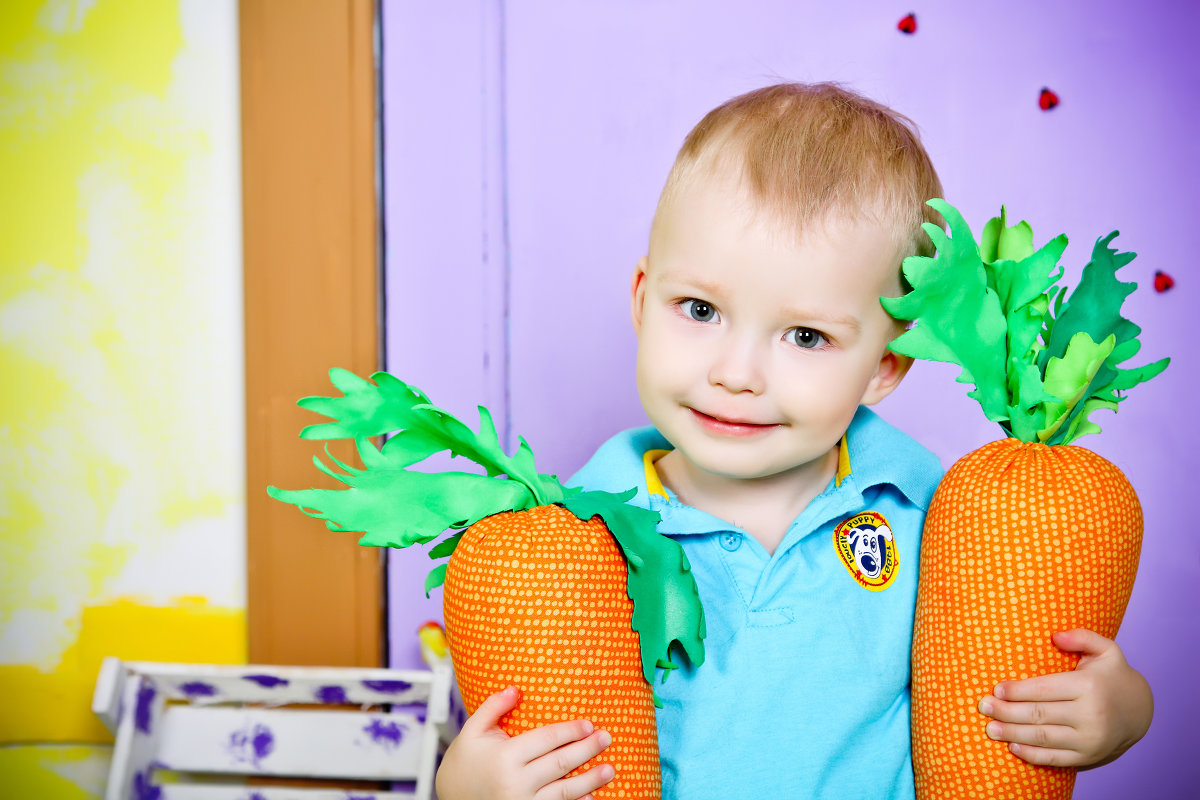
[688,408,781,435]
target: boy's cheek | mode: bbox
[636,315,692,363]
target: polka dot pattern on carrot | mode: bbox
[911,439,1142,800]
[443,505,660,799]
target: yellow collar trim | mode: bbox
[835,434,852,486]
[643,449,671,498]
[642,436,852,495]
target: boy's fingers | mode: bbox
[1052,628,1114,657]
[979,694,1075,727]
[992,673,1079,703]
[528,729,613,786]
[986,719,1078,752]
[510,718,599,764]
[462,686,520,733]
[1004,742,1085,768]
[536,762,616,800]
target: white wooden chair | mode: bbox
[92,657,463,800]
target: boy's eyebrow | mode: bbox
[779,306,862,331]
[654,271,726,297]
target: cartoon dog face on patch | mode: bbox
[845,524,893,580]
[833,511,899,591]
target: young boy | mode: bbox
[435,83,1152,800]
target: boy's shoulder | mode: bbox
[567,426,667,505]
[845,406,944,510]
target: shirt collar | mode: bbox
[640,406,940,510]
[839,405,943,508]
[644,433,854,499]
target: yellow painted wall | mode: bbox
[0,0,243,795]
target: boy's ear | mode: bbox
[630,256,649,333]
[860,347,913,406]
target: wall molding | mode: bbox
[241,0,383,667]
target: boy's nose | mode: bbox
[707,338,766,395]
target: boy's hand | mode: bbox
[435,686,615,800]
[978,629,1153,769]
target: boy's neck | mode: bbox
[656,446,840,556]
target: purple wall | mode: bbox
[382,2,1199,796]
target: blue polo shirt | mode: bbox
[569,406,943,800]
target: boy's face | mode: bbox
[631,172,911,487]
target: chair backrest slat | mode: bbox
[124,661,436,706]
[157,705,427,780]
[160,784,419,800]
[93,658,460,800]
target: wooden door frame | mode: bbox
[240,0,384,666]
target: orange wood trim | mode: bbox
[241,0,383,667]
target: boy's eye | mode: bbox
[681,299,719,323]
[788,327,826,349]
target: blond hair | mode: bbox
[653,82,944,260]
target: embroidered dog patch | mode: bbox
[833,511,898,591]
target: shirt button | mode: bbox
[719,533,741,551]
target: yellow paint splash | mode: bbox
[1,0,246,744]
[0,745,107,800]
[2,0,183,278]
[0,597,245,743]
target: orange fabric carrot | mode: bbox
[883,200,1167,799]
[268,371,707,798]
[444,506,661,790]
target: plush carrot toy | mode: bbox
[882,199,1168,799]
[268,372,706,799]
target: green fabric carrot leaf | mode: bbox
[277,452,532,549]
[882,200,1168,446]
[1034,234,1169,444]
[268,369,707,697]
[562,489,707,686]
[980,206,1034,263]
[883,199,1010,423]
[294,368,562,504]
[975,208,1069,440]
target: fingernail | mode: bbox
[598,730,613,747]
[601,764,615,781]
[986,722,1001,740]
[979,698,994,716]
[581,720,595,735]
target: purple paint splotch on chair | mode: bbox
[228,722,275,768]
[134,682,157,735]
[131,768,162,800]
[362,679,412,694]
[314,684,348,704]
[179,681,218,698]
[362,718,406,750]
[243,674,289,689]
